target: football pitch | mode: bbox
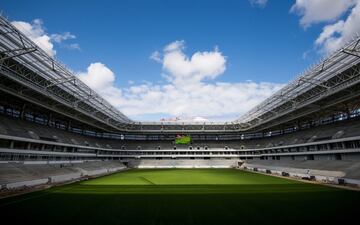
[0,169,359,225]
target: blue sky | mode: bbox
[2,0,359,121]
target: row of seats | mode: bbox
[0,114,360,150]
[0,161,127,188]
[128,159,239,168]
[244,158,360,180]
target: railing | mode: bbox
[1,134,359,160]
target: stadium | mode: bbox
[1,1,360,225]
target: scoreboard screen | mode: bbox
[175,135,191,145]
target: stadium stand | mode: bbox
[0,161,126,189]
[1,14,360,190]
[1,114,360,150]
[242,159,360,186]
[128,159,239,168]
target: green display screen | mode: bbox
[175,135,191,145]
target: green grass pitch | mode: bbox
[0,169,359,225]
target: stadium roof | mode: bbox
[1,15,360,132]
[0,15,132,128]
[236,36,360,129]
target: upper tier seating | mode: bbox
[1,114,360,150]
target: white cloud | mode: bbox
[291,0,360,54]
[51,32,76,43]
[78,41,283,121]
[249,0,268,8]
[315,2,360,53]
[150,50,162,62]
[67,43,81,50]
[78,62,116,91]
[192,116,209,122]
[161,40,226,84]
[164,40,185,52]
[11,19,79,57]
[291,0,356,28]
[12,19,56,56]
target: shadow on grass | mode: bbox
[0,184,359,225]
[47,183,342,195]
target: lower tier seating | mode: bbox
[0,161,126,189]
